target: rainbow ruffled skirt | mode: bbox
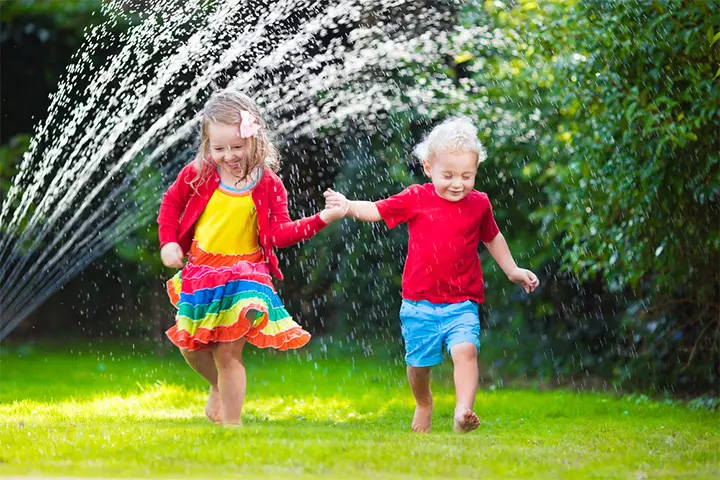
[165,254,310,352]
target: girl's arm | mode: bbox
[484,232,539,293]
[269,179,329,248]
[157,164,193,247]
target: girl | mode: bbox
[157,89,345,425]
[324,117,539,434]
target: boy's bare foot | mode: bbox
[205,386,222,424]
[411,405,432,433]
[453,408,480,433]
[222,420,243,428]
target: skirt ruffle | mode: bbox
[165,260,310,352]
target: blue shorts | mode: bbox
[399,299,481,367]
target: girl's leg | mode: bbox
[407,365,433,433]
[449,342,480,433]
[180,348,222,423]
[211,338,247,425]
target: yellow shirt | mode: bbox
[189,188,263,267]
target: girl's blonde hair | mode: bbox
[413,116,487,164]
[190,89,279,190]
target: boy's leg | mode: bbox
[449,342,480,433]
[407,365,433,433]
[400,300,443,434]
[443,300,482,433]
[181,348,222,423]
[211,338,247,425]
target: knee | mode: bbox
[408,365,432,379]
[450,342,478,363]
[212,343,242,370]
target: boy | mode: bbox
[325,117,538,433]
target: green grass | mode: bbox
[0,340,718,479]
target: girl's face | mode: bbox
[207,122,250,176]
[423,150,477,202]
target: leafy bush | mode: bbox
[313,0,719,394]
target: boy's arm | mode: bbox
[347,200,382,222]
[323,189,382,222]
[325,188,414,225]
[483,233,518,276]
[484,232,540,293]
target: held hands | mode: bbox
[319,188,350,223]
[160,242,185,269]
[508,267,540,294]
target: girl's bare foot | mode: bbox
[453,408,480,433]
[411,405,432,433]
[205,386,222,424]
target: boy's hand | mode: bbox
[160,242,185,269]
[320,188,350,223]
[508,268,539,294]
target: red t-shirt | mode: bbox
[375,183,500,304]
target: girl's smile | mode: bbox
[207,122,250,177]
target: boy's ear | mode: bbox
[422,160,432,178]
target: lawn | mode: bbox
[0,340,718,479]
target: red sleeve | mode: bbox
[478,193,500,242]
[157,163,194,248]
[375,185,420,229]
[268,174,328,248]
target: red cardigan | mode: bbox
[157,162,327,280]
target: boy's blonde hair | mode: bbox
[190,89,279,190]
[413,116,487,164]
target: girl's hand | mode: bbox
[320,188,350,223]
[508,268,539,294]
[160,242,185,269]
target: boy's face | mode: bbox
[423,150,477,202]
